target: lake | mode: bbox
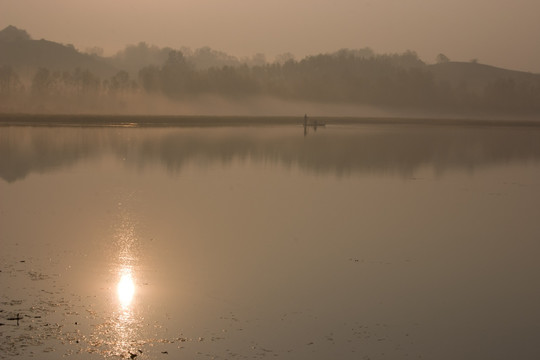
[1,118,540,360]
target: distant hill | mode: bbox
[0,25,117,77]
[1,25,539,116]
[0,25,31,42]
[428,61,540,93]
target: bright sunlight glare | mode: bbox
[117,271,135,308]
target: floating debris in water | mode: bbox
[7,313,23,325]
[28,271,49,281]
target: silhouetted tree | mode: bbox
[436,53,450,64]
[0,65,23,96]
[112,42,171,75]
[205,65,259,96]
[247,53,267,67]
[71,68,100,95]
[108,70,131,93]
[190,46,241,69]
[274,52,295,65]
[139,65,161,92]
[160,50,193,96]
[31,68,53,95]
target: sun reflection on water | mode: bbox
[117,270,135,308]
[107,208,143,357]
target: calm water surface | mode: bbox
[1,121,540,359]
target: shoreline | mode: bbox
[1,113,540,128]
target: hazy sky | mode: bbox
[1,0,539,73]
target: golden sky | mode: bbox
[1,0,539,72]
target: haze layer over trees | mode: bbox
[1,26,539,116]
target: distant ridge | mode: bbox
[1,26,539,116]
[0,25,31,42]
[428,61,540,93]
[0,26,117,76]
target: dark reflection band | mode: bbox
[2,124,540,183]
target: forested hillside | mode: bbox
[1,26,539,116]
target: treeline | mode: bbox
[109,42,268,74]
[137,49,540,114]
[2,48,540,115]
[0,65,138,112]
[137,49,429,102]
